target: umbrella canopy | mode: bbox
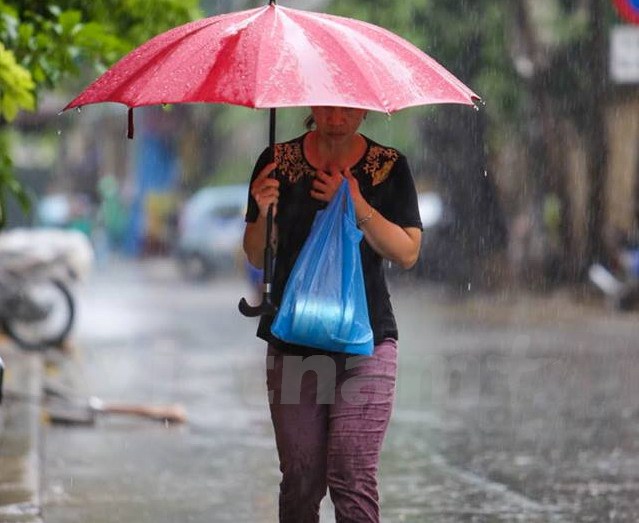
[65,3,479,115]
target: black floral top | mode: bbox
[246,133,422,355]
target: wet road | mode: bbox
[42,259,639,522]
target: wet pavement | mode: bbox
[40,258,639,522]
[0,344,42,523]
[387,286,639,522]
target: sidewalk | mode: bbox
[0,342,44,523]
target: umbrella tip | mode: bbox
[472,96,484,111]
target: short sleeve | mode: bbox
[245,147,272,223]
[380,155,422,230]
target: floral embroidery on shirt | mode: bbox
[362,145,399,186]
[275,142,315,184]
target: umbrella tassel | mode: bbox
[127,108,135,139]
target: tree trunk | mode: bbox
[418,28,508,287]
[635,131,639,231]
[584,0,609,266]
[514,0,577,281]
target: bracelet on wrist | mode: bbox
[357,207,375,228]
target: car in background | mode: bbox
[175,184,248,280]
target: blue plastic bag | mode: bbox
[271,180,374,356]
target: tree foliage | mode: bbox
[0,41,34,121]
[0,0,200,225]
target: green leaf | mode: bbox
[0,42,35,121]
[48,5,62,18]
[58,10,82,36]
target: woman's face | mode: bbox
[311,106,367,141]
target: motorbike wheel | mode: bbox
[3,279,75,350]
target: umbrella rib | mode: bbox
[300,11,479,109]
[251,11,271,108]
[188,7,272,107]
[69,10,269,108]
[308,19,390,112]
[68,20,220,108]
[114,22,226,105]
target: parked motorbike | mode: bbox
[0,228,93,350]
[0,228,94,283]
[0,251,75,350]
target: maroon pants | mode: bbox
[266,339,397,523]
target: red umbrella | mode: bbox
[65,3,478,115]
[64,1,480,316]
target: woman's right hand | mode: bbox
[251,162,279,218]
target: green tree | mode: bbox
[0,0,200,225]
[511,0,618,278]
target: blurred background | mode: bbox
[1,0,637,295]
[2,2,639,522]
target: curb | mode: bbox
[0,344,44,523]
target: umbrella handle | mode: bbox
[239,108,278,319]
[238,294,276,317]
[238,203,278,318]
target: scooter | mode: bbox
[588,247,639,311]
[0,228,94,284]
[0,227,96,351]
[0,250,75,350]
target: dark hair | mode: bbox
[304,114,315,130]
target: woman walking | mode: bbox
[243,106,422,522]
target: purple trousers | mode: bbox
[266,339,398,523]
